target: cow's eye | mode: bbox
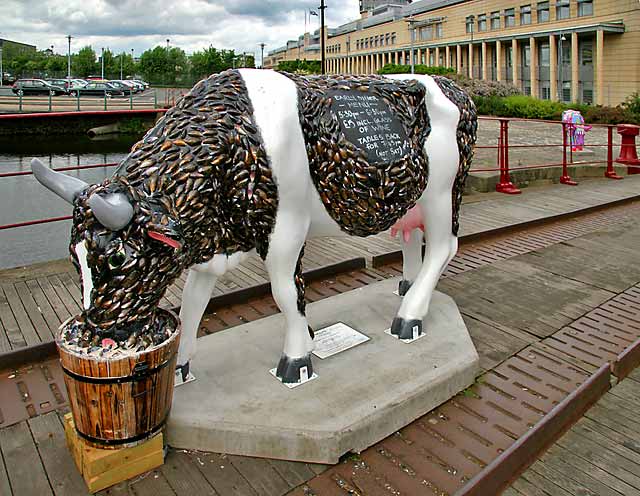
[108,251,126,269]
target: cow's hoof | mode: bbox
[275,354,314,384]
[398,280,413,296]
[176,361,190,382]
[391,317,423,340]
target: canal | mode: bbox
[0,133,142,269]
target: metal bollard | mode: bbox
[560,122,578,185]
[605,125,624,179]
[495,119,521,194]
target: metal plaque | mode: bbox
[312,322,370,359]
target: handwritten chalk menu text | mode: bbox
[328,89,411,164]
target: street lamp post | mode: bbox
[259,43,266,69]
[558,33,566,102]
[101,47,105,79]
[120,52,123,79]
[0,41,3,88]
[319,0,326,74]
[404,15,419,74]
[67,35,72,79]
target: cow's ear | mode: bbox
[148,230,182,250]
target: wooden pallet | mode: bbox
[62,413,164,493]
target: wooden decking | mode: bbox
[507,368,640,496]
[2,202,640,495]
[1,175,640,352]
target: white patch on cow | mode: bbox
[75,241,93,310]
[239,69,344,239]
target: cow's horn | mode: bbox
[88,192,134,231]
[31,158,88,204]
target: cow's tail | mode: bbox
[432,76,478,236]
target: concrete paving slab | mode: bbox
[167,278,479,463]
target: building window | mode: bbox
[578,0,593,17]
[466,16,475,33]
[391,32,396,45]
[541,86,551,100]
[419,25,433,41]
[504,8,516,27]
[556,0,570,20]
[581,42,593,66]
[385,33,390,45]
[562,82,571,102]
[490,11,501,29]
[520,5,532,25]
[436,23,443,38]
[539,42,550,66]
[478,14,487,31]
[537,1,550,22]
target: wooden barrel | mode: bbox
[57,309,180,449]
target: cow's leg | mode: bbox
[392,192,457,339]
[399,229,424,296]
[266,214,313,384]
[176,267,217,380]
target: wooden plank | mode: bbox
[0,421,53,495]
[555,425,640,492]
[26,279,62,334]
[48,275,82,316]
[0,444,11,496]
[516,470,574,496]
[161,450,218,495]
[228,455,290,496]
[96,480,135,495]
[0,315,12,354]
[1,283,42,345]
[126,470,175,496]
[14,281,55,342]
[502,487,524,496]
[37,276,73,324]
[193,452,257,496]
[268,459,316,489]
[533,450,626,496]
[28,412,89,496]
[57,273,82,307]
[510,474,560,496]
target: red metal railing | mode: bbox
[1,116,638,231]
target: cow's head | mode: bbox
[32,158,186,342]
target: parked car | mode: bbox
[117,80,142,93]
[131,79,149,90]
[69,81,125,98]
[46,79,73,92]
[67,79,88,91]
[108,80,136,94]
[2,72,16,85]
[12,79,67,96]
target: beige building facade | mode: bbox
[270,0,640,106]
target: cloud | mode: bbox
[1,0,360,58]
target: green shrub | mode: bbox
[378,63,455,76]
[277,59,321,74]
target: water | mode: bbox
[0,133,142,269]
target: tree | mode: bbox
[140,45,187,85]
[73,46,98,77]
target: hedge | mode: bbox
[378,64,455,76]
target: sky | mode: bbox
[1,0,362,61]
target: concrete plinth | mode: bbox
[166,278,479,463]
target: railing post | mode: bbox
[605,125,623,179]
[48,92,52,112]
[76,91,80,111]
[154,89,158,109]
[104,90,108,111]
[495,119,521,194]
[560,122,578,185]
[129,89,133,110]
[18,93,22,113]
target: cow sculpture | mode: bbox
[32,69,477,384]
